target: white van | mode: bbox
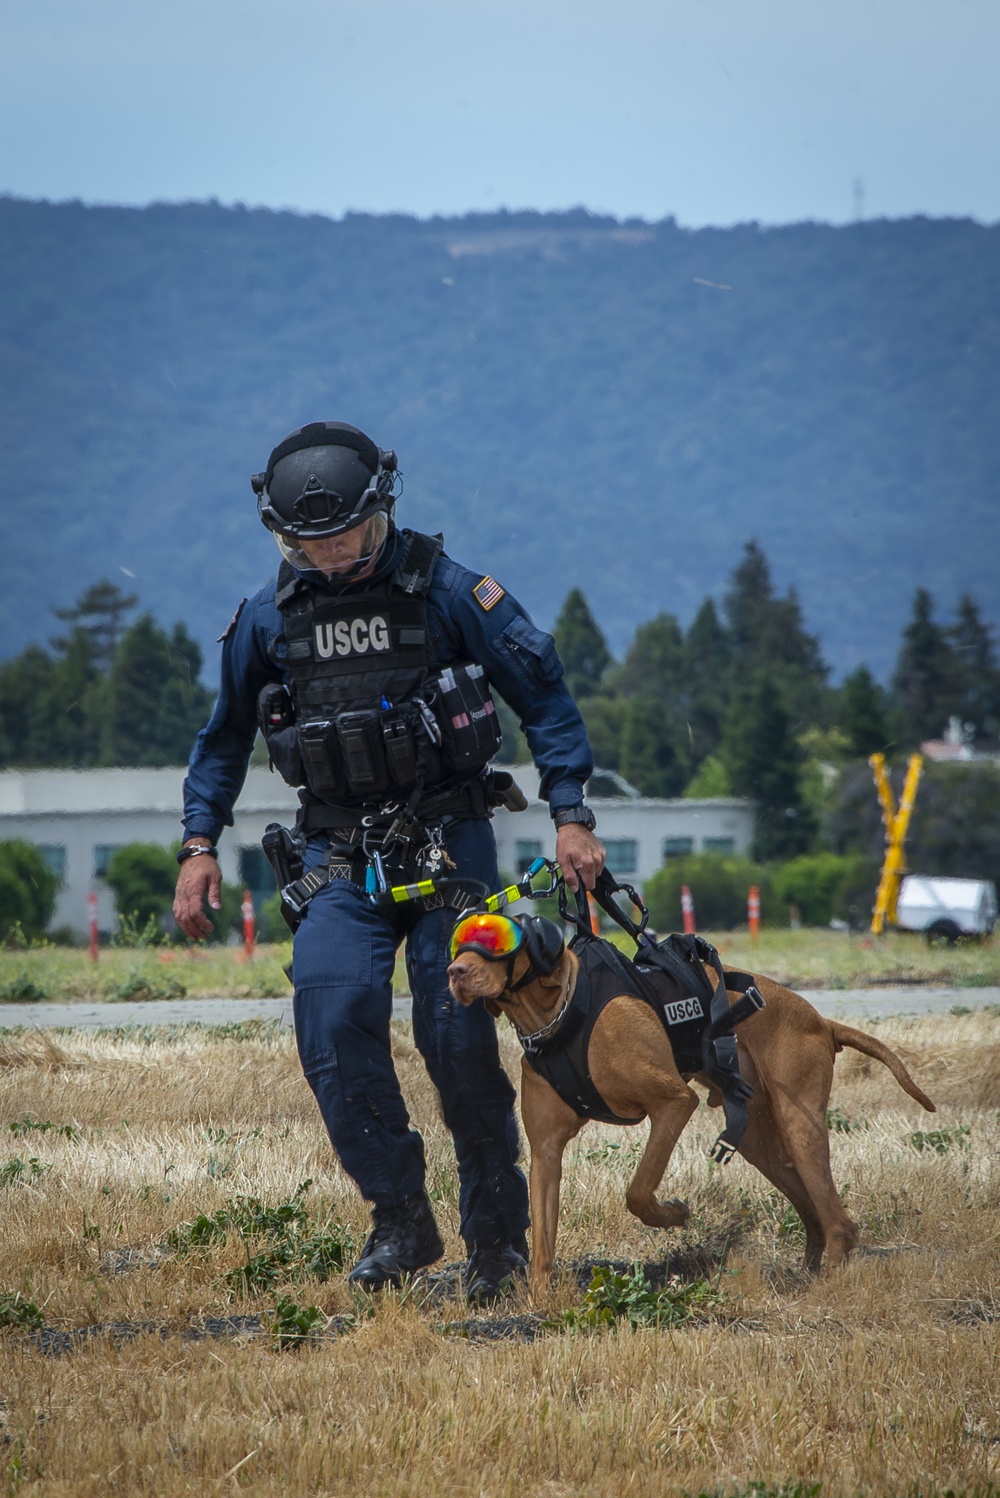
[896,875,998,945]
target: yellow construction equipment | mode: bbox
[869,752,923,934]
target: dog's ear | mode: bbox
[519,915,565,975]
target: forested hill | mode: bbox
[1,197,997,677]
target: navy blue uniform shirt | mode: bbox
[182,529,594,842]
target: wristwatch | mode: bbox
[552,803,597,832]
[176,843,219,865]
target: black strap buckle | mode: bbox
[710,1132,739,1166]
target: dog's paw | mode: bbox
[625,1194,691,1230]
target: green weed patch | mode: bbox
[560,1263,726,1331]
[105,970,187,1002]
[0,1291,44,1332]
[0,973,49,1003]
[268,1294,325,1349]
[907,1125,972,1155]
[0,1156,50,1187]
[826,1107,869,1134]
[8,1116,78,1141]
[166,1180,354,1298]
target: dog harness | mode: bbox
[519,925,765,1161]
[518,937,651,1126]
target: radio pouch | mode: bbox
[434,663,503,772]
[257,683,304,786]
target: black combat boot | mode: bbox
[348,1191,444,1290]
[465,1244,528,1306]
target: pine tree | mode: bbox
[614,613,687,704]
[101,615,213,765]
[34,627,104,766]
[683,597,731,765]
[723,541,828,727]
[0,646,54,766]
[947,593,1000,739]
[722,670,815,859]
[52,579,138,672]
[839,665,891,757]
[579,695,623,771]
[619,696,687,797]
[552,588,612,700]
[891,588,958,745]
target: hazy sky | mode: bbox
[2,0,998,226]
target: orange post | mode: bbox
[87,891,99,963]
[241,890,256,959]
[680,884,696,935]
[748,885,761,941]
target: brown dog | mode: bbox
[448,930,936,1299]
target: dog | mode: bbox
[447,913,936,1300]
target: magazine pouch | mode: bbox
[298,720,345,801]
[336,711,391,797]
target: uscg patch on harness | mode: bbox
[662,996,704,1026]
[473,576,505,611]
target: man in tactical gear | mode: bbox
[173,420,604,1302]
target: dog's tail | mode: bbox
[830,1022,936,1112]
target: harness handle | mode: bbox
[589,868,651,943]
[558,879,596,939]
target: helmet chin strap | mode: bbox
[277,516,392,581]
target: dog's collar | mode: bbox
[514,970,574,1055]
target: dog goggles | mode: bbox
[449,912,523,963]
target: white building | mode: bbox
[0,765,753,939]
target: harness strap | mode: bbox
[585,874,766,1164]
[696,942,765,1163]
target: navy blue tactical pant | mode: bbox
[291,817,529,1255]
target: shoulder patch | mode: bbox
[217,598,248,643]
[473,576,505,611]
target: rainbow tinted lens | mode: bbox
[449,912,523,962]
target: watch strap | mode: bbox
[552,804,597,831]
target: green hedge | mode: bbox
[772,852,877,928]
[644,855,776,933]
[0,840,59,941]
[643,850,880,932]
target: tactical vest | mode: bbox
[258,530,501,809]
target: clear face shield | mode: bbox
[274,510,390,579]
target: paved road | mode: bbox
[0,988,997,1031]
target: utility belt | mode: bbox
[261,768,526,932]
[258,662,501,804]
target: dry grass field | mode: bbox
[0,1005,998,1497]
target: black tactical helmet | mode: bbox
[251,421,398,539]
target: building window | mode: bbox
[238,846,278,900]
[514,840,543,875]
[603,839,638,875]
[37,845,67,883]
[93,844,124,879]
[702,837,735,854]
[661,836,694,862]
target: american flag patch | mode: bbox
[473,576,505,611]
